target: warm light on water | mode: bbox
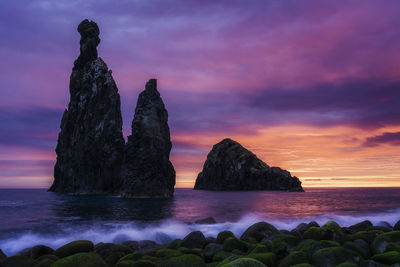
[1,188,399,255]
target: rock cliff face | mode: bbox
[194,138,303,192]
[120,79,176,197]
[49,19,125,193]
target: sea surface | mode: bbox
[0,187,399,255]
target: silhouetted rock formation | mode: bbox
[120,79,176,197]
[49,19,124,194]
[194,138,303,192]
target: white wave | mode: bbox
[1,209,399,256]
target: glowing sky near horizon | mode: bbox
[1,0,400,188]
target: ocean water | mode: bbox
[0,187,399,255]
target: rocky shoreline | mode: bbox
[1,219,400,266]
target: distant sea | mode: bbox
[0,187,399,255]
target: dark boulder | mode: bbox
[49,19,124,194]
[180,231,207,249]
[0,249,6,260]
[121,79,175,198]
[241,222,279,243]
[31,245,55,259]
[344,220,373,234]
[194,138,303,191]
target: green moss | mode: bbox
[119,252,144,262]
[55,240,94,258]
[367,226,393,232]
[321,221,346,243]
[371,230,400,254]
[371,251,400,265]
[290,264,314,267]
[320,240,340,247]
[0,256,36,267]
[250,244,269,254]
[213,251,233,262]
[34,259,54,267]
[141,255,160,263]
[296,239,325,256]
[386,242,400,252]
[303,227,323,240]
[168,239,182,249]
[178,247,203,256]
[155,248,183,258]
[51,252,107,267]
[218,258,266,267]
[159,254,206,267]
[246,252,276,266]
[272,234,300,246]
[278,251,308,267]
[342,241,369,259]
[223,237,249,253]
[37,254,59,262]
[349,230,383,243]
[216,231,235,244]
[311,247,361,267]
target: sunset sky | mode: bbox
[1,0,400,188]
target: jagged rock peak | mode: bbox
[74,19,101,70]
[49,20,124,194]
[121,78,176,198]
[194,138,304,192]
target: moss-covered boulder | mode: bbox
[216,231,235,244]
[349,230,383,243]
[342,241,369,259]
[37,254,59,262]
[223,237,249,253]
[155,248,182,258]
[240,222,279,243]
[311,247,361,267]
[368,226,393,232]
[55,240,94,258]
[51,252,107,267]
[321,221,346,243]
[303,227,323,241]
[246,252,275,266]
[212,251,233,262]
[296,239,326,256]
[114,261,136,267]
[0,256,36,267]
[290,264,313,267]
[180,231,207,249]
[168,239,181,249]
[159,254,206,267]
[394,220,400,231]
[250,244,269,254]
[343,220,373,234]
[371,231,400,254]
[115,260,156,267]
[386,241,400,252]
[103,244,133,266]
[34,258,55,267]
[204,243,224,262]
[218,258,266,267]
[118,252,144,262]
[292,221,319,237]
[371,250,400,265]
[278,251,309,267]
[271,234,300,246]
[29,245,54,260]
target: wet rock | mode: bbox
[49,19,124,194]
[241,222,279,243]
[194,138,303,191]
[180,231,207,249]
[371,230,400,254]
[216,231,235,244]
[292,221,319,236]
[223,237,249,253]
[194,217,217,224]
[121,79,175,198]
[122,241,140,251]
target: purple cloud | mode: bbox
[365,132,400,147]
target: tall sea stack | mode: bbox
[194,138,303,191]
[49,20,125,193]
[121,79,176,198]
